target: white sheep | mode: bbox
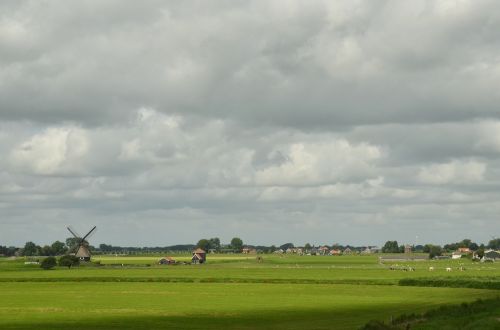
[429,266,434,271]
[446,267,452,272]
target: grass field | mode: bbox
[1,254,499,329]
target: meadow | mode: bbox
[1,254,499,329]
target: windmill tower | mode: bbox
[67,226,97,261]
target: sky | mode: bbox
[1,0,500,247]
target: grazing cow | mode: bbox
[429,266,434,271]
[446,267,452,272]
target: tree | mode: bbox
[428,245,442,259]
[382,241,400,253]
[99,243,113,252]
[304,243,312,251]
[40,256,57,270]
[40,245,54,256]
[66,237,80,250]
[476,248,485,259]
[51,241,67,255]
[196,239,210,251]
[230,237,243,252]
[0,246,17,257]
[58,255,80,269]
[488,238,500,250]
[208,238,221,252]
[280,243,294,250]
[23,242,39,256]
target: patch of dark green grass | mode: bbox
[399,277,500,290]
[360,297,500,329]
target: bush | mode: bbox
[40,256,57,270]
[58,255,80,269]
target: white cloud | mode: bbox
[255,140,381,186]
[417,159,486,185]
[9,127,89,175]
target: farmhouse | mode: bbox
[191,248,206,264]
[158,256,176,265]
[482,250,500,262]
[343,247,353,254]
[329,249,342,256]
[242,247,256,254]
[362,247,381,254]
[318,246,329,255]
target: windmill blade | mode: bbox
[82,226,97,241]
[67,226,81,239]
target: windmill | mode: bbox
[67,226,97,261]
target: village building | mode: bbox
[242,247,257,254]
[457,247,471,254]
[343,247,353,254]
[191,248,206,264]
[318,246,329,255]
[404,245,412,254]
[329,249,342,256]
[482,250,500,262]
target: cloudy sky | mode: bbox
[1,1,500,247]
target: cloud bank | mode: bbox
[1,1,499,245]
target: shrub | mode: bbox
[58,255,80,269]
[40,256,57,270]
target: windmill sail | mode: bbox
[66,226,96,261]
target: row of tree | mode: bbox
[2,238,500,257]
[196,237,243,252]
[382,238,500,258]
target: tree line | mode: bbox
[1,237,499,257]
[382,238,500,258]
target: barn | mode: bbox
[192,248,207,264]
[158,257,176,265]
[483,250,500,262]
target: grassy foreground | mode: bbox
[0,282,496,330]
[1,254,499,329]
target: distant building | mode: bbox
[404,245,412,254]
[242,247,257,254]
[457,247,471,254]
[329,249,342,256]
[451,252,462,259]
[482,250,500,262]
[191,248,206,264]
[343,247,353,255]
[158,256,176,265]
[318,246,329,255]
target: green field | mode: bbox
[1,254,499,329]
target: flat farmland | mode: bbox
[1,255,499,329]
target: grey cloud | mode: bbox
[2,1,500,127]
[1,1,500,246]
